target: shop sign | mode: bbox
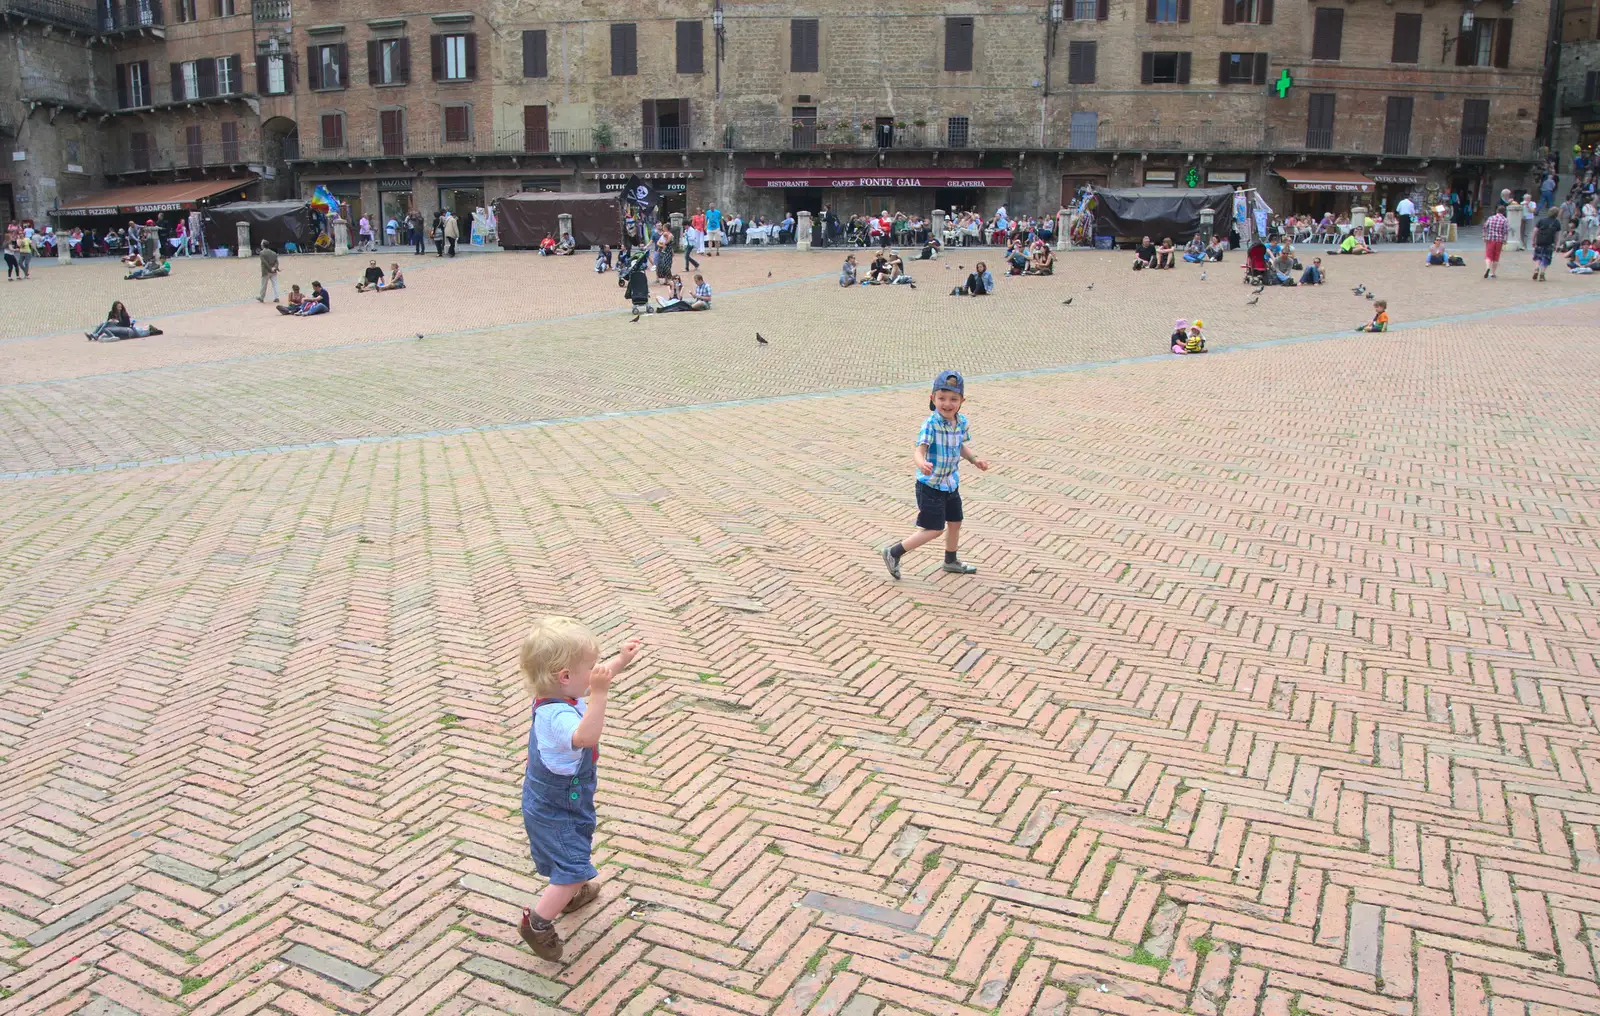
[586,170,702,180]
[756,175,990,188]
[377,179,413,190]
[743,168,1013,189]
[1207,171,1247,184]
[73,206,119,216]
[1290,181,1370,192]
[601,181,687,192]
[133,201,187,212]
[1368,173,1420,184]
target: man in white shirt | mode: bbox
[1395,196,1416,242]
[1523,194,1541,247]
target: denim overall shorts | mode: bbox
[522,699,599,884]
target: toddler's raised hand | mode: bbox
[614,638,641,673]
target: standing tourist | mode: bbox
[257,241,280,303]
[1481,204,1508,279]
[1394,194,1415,243]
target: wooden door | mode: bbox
[523,104,548,152]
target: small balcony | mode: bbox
[0,0,160,32]
[106,139,261,175]
[251,0,286,21]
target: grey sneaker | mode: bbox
[881,547,901,580]
[941,559,977,574]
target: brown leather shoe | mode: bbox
[562,883,600,914]
[518,908,563,961]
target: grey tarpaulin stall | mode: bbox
[202,201,316,252]
[495,192,623,249]
[1090,186,1235,242]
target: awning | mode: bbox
[1272,168,1375,193]
[52,177,256,216]
[742,168,1014,189]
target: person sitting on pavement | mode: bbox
[1568,242,1598,274]
[1270,249,1298,286]
[1182,234,1206,263]
[1025,243,1054,275]
[539,233,558,256]
[278,280,330,315]
[1205,235,1228,261]
[1005,241,1029,276]
[126,258,171,280]
[1155,237,1177,269]
[1132,236,1157,270]
[919,235,940,260]
[1298,256,1326,286]
[379,264,406,290]
[355,260,385,292]
[1337,231,1372,255]
[690,274,712,310]
[86,300,164,341]
[867,253,893,285]
[1425,238,1449,266]
[556,232,577,255]
[839,254,859,287]
[959,262,994,296]
[887,250,915,286]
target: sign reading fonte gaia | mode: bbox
[742,168,1015,190]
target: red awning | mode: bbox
[742,168,1014,189]
[1272,169,1375,193]
[53,177,256,216]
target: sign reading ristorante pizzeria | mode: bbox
[742,168,1014,189]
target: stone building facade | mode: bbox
[0,0,1554,230]
[1552,0,1600,161]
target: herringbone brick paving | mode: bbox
[2,248,1599,1016]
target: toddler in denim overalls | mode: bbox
[515,616,640,962]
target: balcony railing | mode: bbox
[287,120,1542,164]
[251,0,286,20]
[1382,127,1411,156]
[106,139,261,174]
[0,0,159,30]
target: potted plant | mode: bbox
[913,118,928,127]
[592,122,614,150]
[894,120,907,130]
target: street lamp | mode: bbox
[713,1,725,97]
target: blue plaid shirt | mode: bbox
[917,411,969,492]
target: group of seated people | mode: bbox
[276,281,332,315]
[1003,239,1054,276]
[1245,242,1327,286]
[653,273,713,311]
[122,252,171,279]
[354,261,407,293]
[839,252,916,287]
[1568,240,1598,273]
[86,301,164,341]
[1130,234,1228,271]
[539,232,578,256]
[1168,318,1207,354]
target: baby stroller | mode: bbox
[1243,243,1270,286]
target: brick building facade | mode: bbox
[1553,0,1600,160]
[0,0,1554,232]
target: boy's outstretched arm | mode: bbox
[961,443,991,471]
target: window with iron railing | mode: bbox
[1306,92,1335,149]
[186,125,204,167]
[220,120,239,161]
[946,115,970,148]
[1382,96,1412,155]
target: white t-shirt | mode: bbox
[533,699,586,774]
[1395,198,1415,216]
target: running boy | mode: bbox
[882,370,991,578]
[516,617,641,962]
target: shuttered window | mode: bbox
[1383,96,1413,154]
[185,125,203,167]
[1141,51,1190,84]
[431,34,475,80]
[522,30,547,77]
[791,19,819,72]
[1218,52,1268,84]
[308,43,346,90]
[257,52,291,95]
[676,21,704,73]
[1305,92,1335,148]
[944,17,974,71]
[1460,98,1489,155]
[611,23,637,75]
[381,109,405,155]
[1311,8,1343,60]
[319,111,344,149]
[220,120,239,161]
[368,39,409,85]
[1391,13,1421,63]
[1068,40,1096,83]
[444,104,471,142]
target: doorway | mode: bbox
[438,185,483,239]
[379,189,412,244]
[934,188,980,215]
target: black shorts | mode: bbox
[915,482,963,530]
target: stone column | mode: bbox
[1351,205,1368,240]
[236,221,251,257]
[57,235,72,265]
[1504,201,1524,251]
[1056,209,1071,250]
[932,208,947,247]
[796,210,812,252]
[557,213,573,243]
[670,211,684,249]
[333,216,351,255]
[1199,208,1216,244]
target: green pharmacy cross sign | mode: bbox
[1184,166,1202,188]
[1273,69,1293,98]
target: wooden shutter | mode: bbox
[1179,0,1190,22]
[611,23,636,75]
[944,16,973,71]
[1461,98,1489,134]
[1221,0,1234,24]
[226,54,241,92]
[523,30,547,77]
[430,36,443,79]
[1312,8,1343,60]
[1141,51,1155,83]
[1147,0,1159,21]
[1097,0,1108,21]
[1068,40,1096,83]
[791,19,818,72]
[197,57,217,97]
[1588,71,1600,102]
[1218,52,1231,83]
[1177,51,1191,83]
[1258,0,1272,23]
[1391,13,1421,63]
[676,21,703,73]
[1253,52,1268,84]
[321,112,342,148]
[115,63,129,108]
[170,62,184,101]
[524,104,548,151]
[1492,20,1511,68]
[367,39,380,83]
[256,54,268,94]
[307,47,322,90]
[396,39,409,82]
[335,43,347,87]
[1455,23,1476,64]
[464,34,477,78]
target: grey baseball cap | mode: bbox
[932,370,965,396]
